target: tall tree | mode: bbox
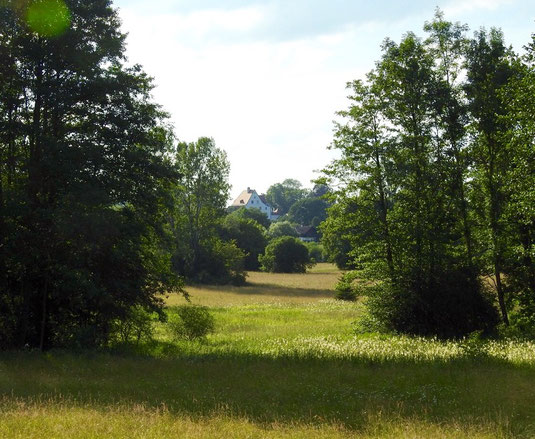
[0,0,180,349]
[171,137,245,284]
[424,11,475,267]
[501,35,535,326]
[323,76,395,280]
[464,28,517,325]
[323,27,498,337]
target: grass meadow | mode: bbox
[1,263,535,438]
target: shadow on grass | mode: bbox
[0,346,534,435]
[187,282,333,298]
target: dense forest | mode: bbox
[0,1,534,350]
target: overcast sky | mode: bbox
[113,0,534,197]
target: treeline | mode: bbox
[320,11,535,337]
[224,180,329,273]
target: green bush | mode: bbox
[110,305,155,346]
[365,270,499,339]
[168,305,215,340]
[334,271,358,301]
[259,236,313,273]
[192,238,247,285]
[267,221,297,239]
[220,215,267,271]
[305,242,326,263]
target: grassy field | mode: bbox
[1,263,535,438]
[168,263,340,306]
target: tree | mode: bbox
[319,201,357,270]
[171,137,245,284]
[268,220,297,239]
[322,22,499,338]
[265,179,307,215]
[0,0,181,349]
[228,206,271,229]
[286,196,328,227]
[220,215,267,271]
[500,35,535,327]
[259,236,313,273]
[464,28,518,325]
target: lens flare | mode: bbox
[26,0,70,37]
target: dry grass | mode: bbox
[166,263,342,307]
[0,402,513,438]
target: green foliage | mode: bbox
[321,11,509,337]
[286,196,328,227]
[0,0,182,349]
[228,207,271,229]
[220,215,267,271]
[168,305,215,341]
[110,306,155,346]
[319,199,358,270]
[304,242,325,264]
[267,220,297,239]
[464,28,518,325]
[197,238,247,286]
[334,272,358,301]
[170,137,245,284]
[499,36,535,329]
[365,274,499,339]
[259,236,313,273]
[265,179,307,215]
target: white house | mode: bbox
[231,187,280,221]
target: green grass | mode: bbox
[1,264,535,438]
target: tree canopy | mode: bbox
[0,0,181,349]
[171,137,245,284]
[265,179,307,216]
[320,11,531,337]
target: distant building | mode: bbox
[295,225,319,242]
[231,187,280,221]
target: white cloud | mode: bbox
[443,0,513,16]
[118,5,371,194]
[116,0,531,197]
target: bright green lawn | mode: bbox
[1,264,535,438]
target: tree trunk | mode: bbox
[39,277,48,351]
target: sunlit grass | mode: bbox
[1,264,535,438]
[166,262,342,307]
[0,400,516,438]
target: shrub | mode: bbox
[110,305,155,345]
[365,269,499,339]
[259,236,313,273]
[168,305,215,340]
[267,221,298,239]
[192,238,247,285]
[335,272,358,301]
[220,215,267,270]
[305,242,326,263]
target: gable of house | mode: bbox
[295,225,319,242]
[231,188,279,220]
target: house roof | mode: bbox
[295,225,318,237]
[231,189,254,207]
[231,188,278,212]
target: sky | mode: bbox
[113,0,534,197]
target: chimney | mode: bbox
[247,187,252,193]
